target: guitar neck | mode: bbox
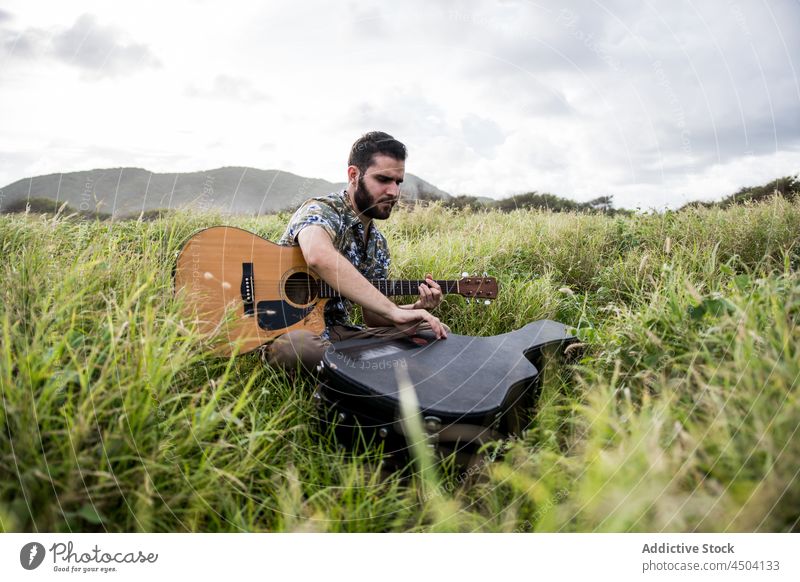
[319,279,460,299]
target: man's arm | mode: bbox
[297,226,447,339]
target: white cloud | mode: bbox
[51,13,160,76]
[1,12,160,75]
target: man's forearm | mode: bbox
[309,249,399,319]
[363,303,417,327]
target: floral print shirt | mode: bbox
[277,190,390,338]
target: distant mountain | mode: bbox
[0,167,451,216]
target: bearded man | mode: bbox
[263,131,449,373]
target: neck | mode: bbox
[319,277,461,299]
[345,187,372,231]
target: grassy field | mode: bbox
[1,198,798,532]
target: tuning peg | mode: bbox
[461,271,469,277]
[484,299,491,306]
[465,298,471,304]
[482,272,488,277]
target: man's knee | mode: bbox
[263,330,327,372]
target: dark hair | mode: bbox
[348,131,407,173]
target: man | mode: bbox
[263,131,449,374]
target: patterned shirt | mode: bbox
[277,190,391,337]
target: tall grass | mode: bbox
[1,197,798,532]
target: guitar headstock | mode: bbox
[457,272,498,304]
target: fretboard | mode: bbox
[319,280,460,299]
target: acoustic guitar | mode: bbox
[173,226,499,355]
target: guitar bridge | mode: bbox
[241,262,255,316]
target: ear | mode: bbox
[347,165,360,185]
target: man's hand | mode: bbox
[387,305,448,340]
[412,273,443,310]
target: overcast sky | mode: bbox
[1,0,798,209]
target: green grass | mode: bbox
[1,197,798,532]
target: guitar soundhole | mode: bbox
[284,272,319,305]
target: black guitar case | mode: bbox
[314,320,578,463]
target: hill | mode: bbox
[0,167,451,217]
[680,175,799,210]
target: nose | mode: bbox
[386,182,400,197]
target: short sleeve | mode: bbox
[281,200,343,246]
[374,234,391,278]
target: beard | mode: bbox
[353,175,395,220]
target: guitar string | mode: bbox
[270,282,485,289]
[239,282,491,302]
[254,281,484,286]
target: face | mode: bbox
[352,153,405,220]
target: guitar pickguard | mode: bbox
[256,300,316,331]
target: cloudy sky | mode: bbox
[1,0,798,209]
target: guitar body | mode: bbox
[174,226,327,355]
